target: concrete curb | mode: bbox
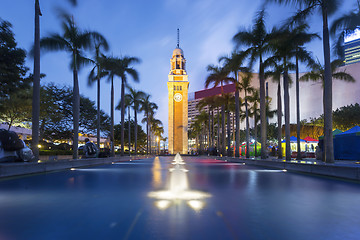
[0,156,153,179]
[224,157,360,181]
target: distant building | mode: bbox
[188,83,236,129]
[344,29,360,65]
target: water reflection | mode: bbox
[152,157,163,188]
[148,154,210,211]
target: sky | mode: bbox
[0,0,357,138]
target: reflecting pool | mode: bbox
[0,156,359,240]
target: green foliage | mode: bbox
[39,83,110,141]
[114,121,146,148]
[0,88,32,128]
[267,123,278,141]
[333,103,360,131]
[302,103,360,133]
[0,19,30,99]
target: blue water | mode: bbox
[0,156,359,240]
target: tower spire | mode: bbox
[177,28,180,48]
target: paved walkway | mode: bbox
[220,156,360,181]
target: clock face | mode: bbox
[174,93,183,102]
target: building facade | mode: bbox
[167,46,189,154]
[344,29,360,65]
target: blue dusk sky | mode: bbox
[0,0,356,137]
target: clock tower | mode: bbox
[167,30,189,154]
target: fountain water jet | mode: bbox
[148,154,210,207]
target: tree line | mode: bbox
[189,0,359,162]
[1,1,164,158]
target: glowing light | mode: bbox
[187,200,205,211]
[70,168,76,171]
[148,153,211,210]
[282,169,287,172]
[37,144,42,148]
[155,200,171,210]
[251,170,287,173]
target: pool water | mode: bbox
[0,156,359,240]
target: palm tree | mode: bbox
[219,51,248,157]
[119,86,146,154]
[32,0,41,161]
[287,23,318,160]
[149,117,162,154]
[249,89,276,157]
[238,72,255,158]
[88,41,109,149]
[233,9,271,159]
[189,119,202,154]
[205,65,232,156]
[98,55,115,156]
[222,93,235,157]
[101,56,140,156]
[116,93,132,155]
[196,96,218,152]
[267,28,297,161]
[265,60,284,159]
[266,0,341,163]
[116,57,140,156]
[268,25,316,160]
[32,0,78,161]
[249,89,260,157]
[140,95,158,154]
[192,111,209,154]
[151,119,164,155]
[40,13,107,159]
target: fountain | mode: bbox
[148,153,210,211]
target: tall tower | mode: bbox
[167,29,189,154]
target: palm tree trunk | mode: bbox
[221,104,226,156]
[277,82,283,159]
[227,110,231,157]
[245,97,250,159]
[149,124,152,155]
[146,115,149,154]
[128,106,131,156]
[73,54,80,160]
[135,110,138,154]
[32,0,41,161]
[296,54,302,160]
[232,112,235,157]
[254,117,258,158]
[217,107,220,155]
[284,71,291,161]
[235,87,240,157]
[96,59,101,150]
[120,79,125,156]
[211,109,214,149]
[208,108,211,152]
[259,56,267,159]
[110,76,115,157]
[322,5,334,163]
